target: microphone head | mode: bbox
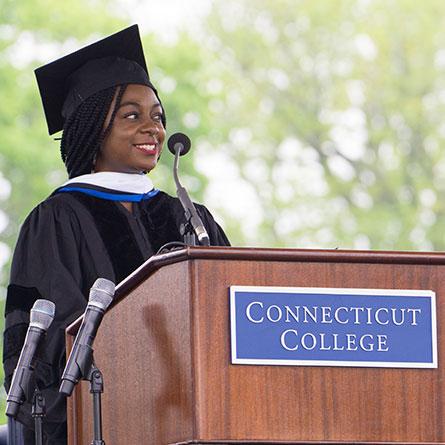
[167,132,191,156]
[89,278,115,310]
[30,299,56,331]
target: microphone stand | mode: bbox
[173,147,210,247]
[67,345,105,445]
[87,363,105,445]
[32,389,45,445]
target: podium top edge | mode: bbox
[66,246,445,335]
[160,245,445,264]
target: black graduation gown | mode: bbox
[3,189,230,444]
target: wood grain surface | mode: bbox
[66,247,445,444]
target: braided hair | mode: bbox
[60,84,166,178]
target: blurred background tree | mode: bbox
[2,0,445,423]
[199,0,445,249]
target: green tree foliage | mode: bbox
[2,0,445,425]
[202,0,445,249]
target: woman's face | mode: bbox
[95,84,166,174]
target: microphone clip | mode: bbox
[180,218,198,246]
[32,388,46,418]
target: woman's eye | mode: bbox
[152,113,163,122]
[125,112,138,120]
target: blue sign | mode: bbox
[230,286,437,368]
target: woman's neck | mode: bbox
[120,201,133,213]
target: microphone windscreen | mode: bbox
[167,132,191,156]
[30,299,56,330]
[89,278,115,310]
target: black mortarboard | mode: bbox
[35,25,156,135]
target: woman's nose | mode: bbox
[140,117,158,134]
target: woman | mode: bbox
[3,25,229,444]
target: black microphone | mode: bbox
[167,132,191,156]
[167,132,210,246]
[6,299,56,418]
[59,278,115,397]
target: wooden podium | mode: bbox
[66,247,445,444]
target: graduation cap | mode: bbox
[35,25,157,135]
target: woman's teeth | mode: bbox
[135,144,156,152]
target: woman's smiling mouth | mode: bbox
[134,143,157,154]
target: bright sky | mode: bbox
[6,0,213,67]
[123,0,212,41]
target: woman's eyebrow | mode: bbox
[118,101,141,109]
[118,101,162,110]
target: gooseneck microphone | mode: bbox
[59,278,115,397]
[6,299,56,418]
[167,132,210,246]
[167,132,191,156]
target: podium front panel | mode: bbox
[67,248,445,444]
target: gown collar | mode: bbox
[62,172,154,193]
[56,172,159,202]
